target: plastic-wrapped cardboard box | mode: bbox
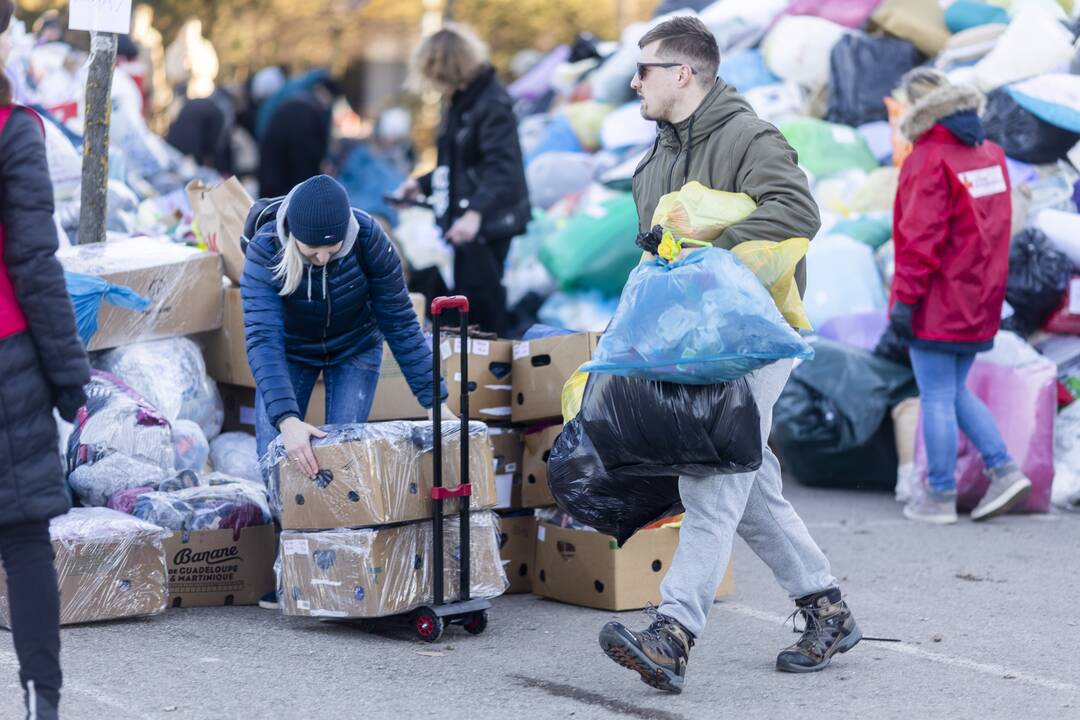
[496,512,536,594]
[265,422,497,530]
[0,508,169,626]
[57,237,223,352]
[532,522,735,611]
[511,333,600,423]
[521,424,563,508]
[279,511,507,618]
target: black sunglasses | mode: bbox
[636,62,698,80]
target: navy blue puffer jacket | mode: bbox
[241,191,445,429]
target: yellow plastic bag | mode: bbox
[561,369,589,423]
[651,181,756,243]
[731,238,813,330]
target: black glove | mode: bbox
[889,300,916,340]
[54,385,87,423]
[635,225,664,255]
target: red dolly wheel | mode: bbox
[463,610,488,635]
[412,608,444,643]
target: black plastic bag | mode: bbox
[579,373,762,479]
[1002,228,1073,336]
[548,419,681,546]
[826,35,923,127]
[983,89,1080,165]
[772,340,917,490]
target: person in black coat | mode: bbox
[0,2,91,717]
[396,24,530,335]
[257,77,340,198]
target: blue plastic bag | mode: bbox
[582,248,813,384]
[64,272,151,347]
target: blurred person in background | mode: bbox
[0,2,91,717]
[888,68,1029,525]
[257,74,342,197]
[338,106,416,231]
[394,23,530,335]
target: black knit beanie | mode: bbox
[285,175,352,247]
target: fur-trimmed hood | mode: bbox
[899,84,985,143]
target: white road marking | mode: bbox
[719,602,1080,695]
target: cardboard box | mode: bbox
[219,382,325,434]
[440,337,514,421]
[497,513,536,594]
[279,511,507,618]
[532,522,735,611]
[57,237,223,352]
[0,509,168,626]
[202,290,426,392]
[511,333,600,424]
[368,343,427,422]
[490,428,526,509]
[521,424,563,508]
[271,422,497,530]
[200,283,254,388]
[164,524,276,607]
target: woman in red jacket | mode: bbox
[889,69,1030,525]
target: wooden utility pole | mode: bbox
[76,31,118,245]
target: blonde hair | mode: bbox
[410,23,489,95]
[273,234,305,297]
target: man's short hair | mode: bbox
[638,16,720,85]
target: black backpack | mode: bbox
[240,195,286,253]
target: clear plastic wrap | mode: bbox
[56,237,225,353]
[97,337,224,439]
[279,511,507,619]
[261,422,497,531]
[172,419,210,472]
[0,508,169,627]
[210,432,261,484]
[131,482,272,533]
[68,371,176,500]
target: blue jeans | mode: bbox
[254,347,383,461]
[908,346,1011,495]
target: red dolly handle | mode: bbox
[431,296,470,315]
[431,484,472,500]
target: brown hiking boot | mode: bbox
[599,606,695,693]
[776,588,862,673]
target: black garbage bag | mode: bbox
[826,35,923,127]
[773,340,917,490]
[1002,228,1073,336]
[579,373,762,478]
[548,419,681,546]
[983,88,1080,165]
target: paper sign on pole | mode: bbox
[69,0,134,35]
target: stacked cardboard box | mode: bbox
[270,421,508,618]
[0,508,169,626]
[532,521,735,611]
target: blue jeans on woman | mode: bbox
[254,347,383,462]
[908,346,1011,496]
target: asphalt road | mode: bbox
[2,483,1078,720]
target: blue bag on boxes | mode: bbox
[582,248,813,384]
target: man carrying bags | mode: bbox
[598,16,861,694]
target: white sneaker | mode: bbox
[903,490,958,524]
[971,462,1032,521]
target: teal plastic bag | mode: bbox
[64,272,151,347]
[538,192,641,298]
[581,248,813,384]
[830,214,892,249]
[779,118,880,178]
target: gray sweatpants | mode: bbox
[658,359,837,637]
